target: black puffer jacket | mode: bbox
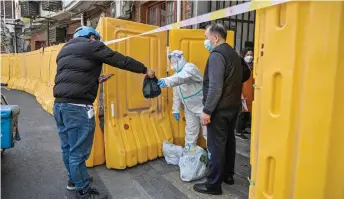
[54,37,147,105]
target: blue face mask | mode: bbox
[204,39,213,52]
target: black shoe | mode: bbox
[77,187,108,199]
[67,176,94,191]
[193,183,222,195]
[223,176,234,185]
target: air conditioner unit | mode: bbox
[20,1,39,19]
[110,0,132,19]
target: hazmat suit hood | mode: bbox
[168,50,187,73]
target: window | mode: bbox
[147,1,176,26]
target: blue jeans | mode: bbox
[53,103,95,191]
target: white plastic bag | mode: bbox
[162,141,183,165]
[179,146,208,182]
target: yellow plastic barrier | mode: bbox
[24,49,43,94]
[43,44,63,114]
[86,88,105,167]
[1,53,11,84]
[100,18,173,169]
[250,2,344,199]
[8,55,19,89]
[35,47,52,103]
[169,29,235,148]
[15,53,27,91]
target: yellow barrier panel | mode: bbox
[86,88,105,167]
[169,29,234,148]
[250,2,344,199]
[46,44,63,115]
[1,54,11,84]
[8,54,19,89]
[100,18,172,169]
[24,49,42,94]
[35,47,52,103]
[15,53,27,91]
[85,23,106,168]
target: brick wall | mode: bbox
[30,31,46,50]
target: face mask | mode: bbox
[204,39,213,52]
[244,56,253,63]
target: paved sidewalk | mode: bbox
[1,89,250,199]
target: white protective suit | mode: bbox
[161,50,207,147]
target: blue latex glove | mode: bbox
[173,113,180,121]
[157,79,167,88]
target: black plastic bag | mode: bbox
[142,76,161,99]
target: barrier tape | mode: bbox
[104,0,290,45]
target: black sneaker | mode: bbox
[67,176,94,191]
[77,187,108,199]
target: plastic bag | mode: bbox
[142,76,161,99]
[162,141,183,165]
[179,146,208,182]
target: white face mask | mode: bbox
[244,55,253,63]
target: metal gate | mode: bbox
[199,1,255,52]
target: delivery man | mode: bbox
[158,50,207,149]
[53,26,155,199]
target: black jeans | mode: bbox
[206,108,239,188]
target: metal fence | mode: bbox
[199,1,255,52]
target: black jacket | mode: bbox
[203,43,243,115]
[54,37,147,105]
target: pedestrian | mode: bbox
[53,26,155,199]
[193,23,243,195]
[236,47,254,140]
[157,50,207,149]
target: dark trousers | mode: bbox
[206,108,239,188]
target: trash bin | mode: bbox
[1,105,20,149]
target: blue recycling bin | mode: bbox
[1,105,20,149]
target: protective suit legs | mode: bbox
[184,108,207,147]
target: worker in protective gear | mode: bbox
[157,50,207,149]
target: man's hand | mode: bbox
[99,74,114,84]
[146,68,155,78]
[200,112,211,126]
